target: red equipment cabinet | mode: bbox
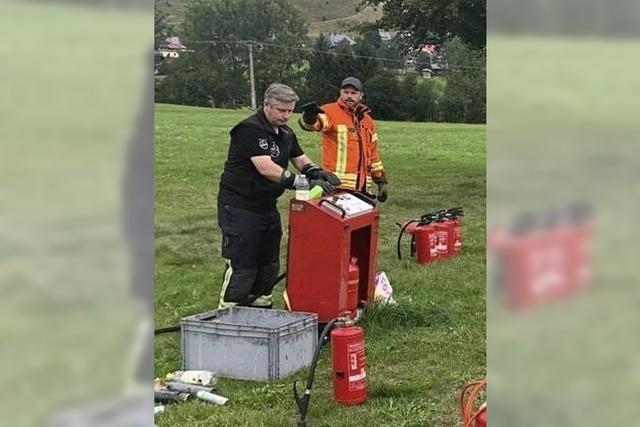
[285,193,379,323]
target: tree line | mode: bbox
[155,0,486,124]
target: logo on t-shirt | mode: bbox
[258,138,269,150]
[270,143,280,158]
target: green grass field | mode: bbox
[155,103,485,426]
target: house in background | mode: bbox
[421,44,437,56]
[399,44,448,77]
[378,30,392,42]
[421,68,434,79]
[157,36,187,59]
[419,44,448,76]
[325,33,357,47]
[155,36,187,74]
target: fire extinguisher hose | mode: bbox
[460,378,487,427]
[396,219,420,260]
[293,317,340,427]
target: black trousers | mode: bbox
[217,202,282,308]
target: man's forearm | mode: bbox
[251,155,286,183]
[291,154,313,172]
[250,155,308,190]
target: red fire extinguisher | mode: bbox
[331,318,367,405]
[435,207,464,258]
[347,257,359,316]
[414,225,438,264]
[293,317,367,427]
[452,216,463,255]
[397,207,464,263]
[443,207,464,256]
[396,214,438,262]
[433,220,452,259]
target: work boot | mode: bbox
[249,294,273,309]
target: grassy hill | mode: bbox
[156,0,381,38]
[154,103,486,426]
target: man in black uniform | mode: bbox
[217,83,341,309]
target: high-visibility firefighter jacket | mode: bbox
[299,98,384,191]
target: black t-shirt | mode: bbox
[218,110,304,212]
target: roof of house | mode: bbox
[421,44,437,55]
[378,30,392,41]
[326,33,357,47]
[164,36,186,50]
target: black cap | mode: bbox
[340,76,363,92]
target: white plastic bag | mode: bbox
[374,271,398,305]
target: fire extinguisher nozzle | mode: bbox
[293,380,310,426]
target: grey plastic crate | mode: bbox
[181,307,318,381]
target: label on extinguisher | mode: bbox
[347,341,367,391]
[429,234,438,257]
[436,231,448,254]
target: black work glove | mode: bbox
[281,170,335,195]
[300,102,325,125]
[301,163,342,187]
[354,104,368,122]
[376,184,388,203]
[309,178,335,195]
[372,171,388,203]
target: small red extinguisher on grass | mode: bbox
[331,318,367,405]
[443,207,464,256]
[294,316,367,427]
[415,224,438,263]
[433,220,452,259]
[397,207,464,264]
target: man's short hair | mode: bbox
[264,83,299,104]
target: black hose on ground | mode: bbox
[154,325,181,335]
[293,317,340,427]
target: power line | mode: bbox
[184,39,486,70]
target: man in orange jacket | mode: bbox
[298,76,388,202]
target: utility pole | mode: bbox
[243,41,263,110]
[248,43,256,110]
